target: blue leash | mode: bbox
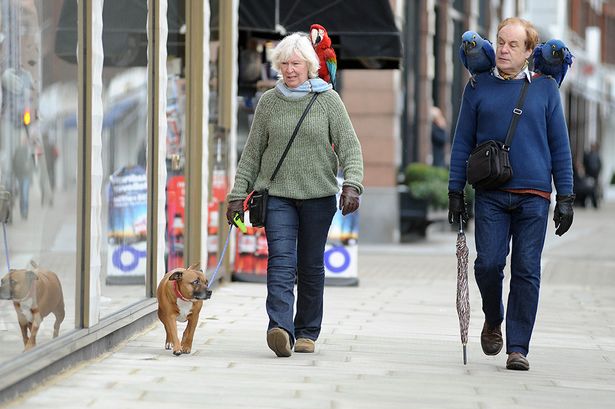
[207,224,233,289]
[2,223,9,272]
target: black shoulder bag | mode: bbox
[248,93,319,227]
[466,81,530,190]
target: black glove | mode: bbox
[339,186,360,216]
[448,191,468,225]
[553,194,575,236]
[226,199,245,225]
[0,189,10,224]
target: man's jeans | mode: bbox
[474,190,549,356]
[264,195,336,345]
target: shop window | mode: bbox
[99,2,149,316]
[0,0,77,357]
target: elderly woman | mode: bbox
[226,32,363,357]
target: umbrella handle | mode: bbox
[458,215,464,234]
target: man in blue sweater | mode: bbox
[448,17,575,371]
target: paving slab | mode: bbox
[3,202,615,409]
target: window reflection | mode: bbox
[165,72,186,271]
[165,1,186,272]
[100,28,149,314]
[0,0,77,357]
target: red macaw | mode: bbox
[310,23,337,90]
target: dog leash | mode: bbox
[206,224,233,289]
[2,223,9,272]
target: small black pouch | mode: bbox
[466,140,513,190]
[248,189,269,227]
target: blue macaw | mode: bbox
[459,31,495,86]
[533,39,573,87]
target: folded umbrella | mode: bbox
[456,216,470,364]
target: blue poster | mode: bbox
[107,165,147,244]
[106,165,147,281]
[324,176,359,283]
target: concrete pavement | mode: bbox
[3,198,615,409]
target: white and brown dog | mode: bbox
[156,263,211,356]
[0,261,65,351]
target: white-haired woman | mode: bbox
[226,32,363,357]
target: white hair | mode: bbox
[270,32,320,79]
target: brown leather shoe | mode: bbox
[506,352,530,370]
[481,321,503,355]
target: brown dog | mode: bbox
[156,263,211,356]
[0,261,65,351]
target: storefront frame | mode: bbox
[0,0,216,401]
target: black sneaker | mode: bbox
[480,321,503,355]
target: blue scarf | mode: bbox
[275,78,332,98]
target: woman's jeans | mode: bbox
[264,195,337,345]
[474,190,549,356]
[17,177,30,219]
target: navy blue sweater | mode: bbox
[448,73,573,196]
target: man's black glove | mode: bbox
[553,194,575,236]
[226,199,244,225]
[339,186,360,216]
[448,191,468,225]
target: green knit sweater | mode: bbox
[228,88,364,201]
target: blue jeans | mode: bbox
[17,177,30,219]
[474,190,549,356]
[264,195,337,345]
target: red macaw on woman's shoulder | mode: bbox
[310,23,337,90]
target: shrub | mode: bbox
[404,163,449,209]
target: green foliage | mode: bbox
[463,181,475,204]
[405,163,449,209]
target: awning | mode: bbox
[213,0,402,69]
[55,0,401,70]
[55,0,185,67]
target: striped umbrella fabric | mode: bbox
[456,217,470,365]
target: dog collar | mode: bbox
[173,280,192,302]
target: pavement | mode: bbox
[2,195,615,409]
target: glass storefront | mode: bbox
[165,0,186,272]
[0,0,200,371]
[0,0,77,362]
[0,0,240,398]
[99,8,149,316]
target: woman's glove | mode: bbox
[448,191,468,225]
[339,186,360,215]
[553,194,575,236]
[226,200,245,225]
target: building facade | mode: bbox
[0,0,404,400]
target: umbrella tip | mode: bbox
[463,345,467,365]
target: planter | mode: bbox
[399,188,446,241]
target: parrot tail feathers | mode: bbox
[326,60,337,90]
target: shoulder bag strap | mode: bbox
[269,93,319,183]
[503,81,530,150]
